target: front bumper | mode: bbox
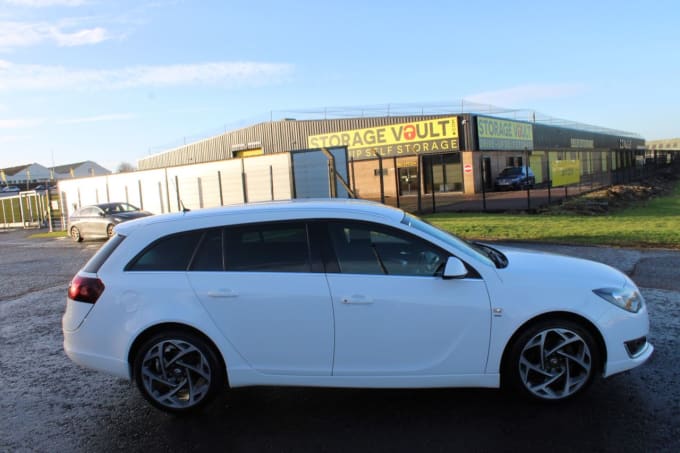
[598,303,654,377]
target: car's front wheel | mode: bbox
[133,330,225,413]
[504,319,600,402]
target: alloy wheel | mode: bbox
[70,227,82,242]
[140,339,212,410]
[518,328,592,400]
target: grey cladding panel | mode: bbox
[291,147,349,199]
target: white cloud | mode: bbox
[465,83,587,107]
[0,134,29,144]
[53,26,107,46]
[0,60,294,91]
[3,0,88,7]
[58,113,136,124]
[0,21,109,49]
[0,118,42,128]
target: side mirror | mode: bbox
[443,256,468,279]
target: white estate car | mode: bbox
[63,199,652,413]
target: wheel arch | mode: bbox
[127,322,229,386]
[500,311,607,380]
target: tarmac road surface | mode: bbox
[1,229,679,452]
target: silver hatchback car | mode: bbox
[68,202,152,242]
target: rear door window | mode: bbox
[224,222,311,272]
[189,228,223,271]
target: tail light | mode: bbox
[68,275,105,304]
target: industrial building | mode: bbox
[137,113,646,198]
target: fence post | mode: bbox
[19,195,26,228]
[241,172,248,203]
[217,171,224,206]
[138,180,144,210]
[164,168,171,213]
[525,148,531,210]
[377,154,385,204]
[430,159,436,213]
[59,191,66,230]
[10,197,16,224]
[46,191,53,232]
[480,154,487,212]
[197,177,204,209]
[393,157,400,208]
[417,155,423,214]
[350,158,357,196]
[270,166,275,201]
[175,175,181,211]
[547,153,552,204]
[241,158,248,203]
[158,182,165,214]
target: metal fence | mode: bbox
[2,149,678,231]
[363,149,680,214]
[0,191,57,230]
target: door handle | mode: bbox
[207,290,238,298]
[342,296,373,305]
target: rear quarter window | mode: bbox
[83,234,126,273]
[126,230,204,271]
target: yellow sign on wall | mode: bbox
[234,148,263,158]
[477,117,533,150]
[307,117,459,160]
[552,160,581,187]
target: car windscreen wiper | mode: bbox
[473,242,508,269]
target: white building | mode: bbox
[51,161,111,179]
[0,163,52,186]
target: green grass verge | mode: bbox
[425,181,680,248]
[28,231,68,239]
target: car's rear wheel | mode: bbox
[504,319,600,402]
[106,223,114,238]
[133,330,224,413]
[70,226,82,242]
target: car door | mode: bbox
[322,220,491,377]
[79,207,100,235]
[186,223,334,376]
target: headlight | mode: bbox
[593,287,644,313]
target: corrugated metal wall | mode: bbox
[138,115,461,170]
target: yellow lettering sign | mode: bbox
[308,117,459,160]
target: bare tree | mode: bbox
[117,162,136,173]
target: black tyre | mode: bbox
[504,319,600,402]
[133,330,225,413]
[70,226,83,242]
[106,223,114,238]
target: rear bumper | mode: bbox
[63,298,131,380]
[63,339,131,380]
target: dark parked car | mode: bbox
[494,166,535,191]
[1,185,20,193]
[68,202,152,242]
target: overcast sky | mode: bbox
[1,0,678,171]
